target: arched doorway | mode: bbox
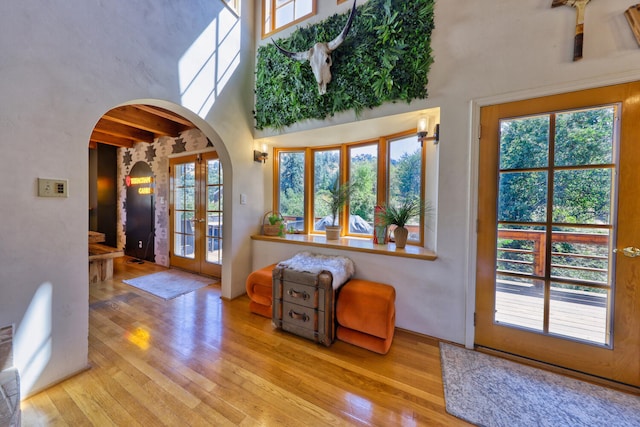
[89,100,233,292]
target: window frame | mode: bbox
[262,0,317,38]
[222,0,240,15]
[273,129,429,247]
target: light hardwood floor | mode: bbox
[21,257,470,426]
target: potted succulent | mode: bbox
[378,199,428,248]
[323,180,353,240]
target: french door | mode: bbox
[476,82,640,388]
[170,152,223,277]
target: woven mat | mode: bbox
[123,270,217,300]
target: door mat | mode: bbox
[123,270,218,300]
[440,342,640,427]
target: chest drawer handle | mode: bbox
[288,309,309,322]
[287,288,310,300]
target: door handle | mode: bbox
[613,247,640,258]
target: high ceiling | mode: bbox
[89,105,195,149]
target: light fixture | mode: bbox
[417,116,440,145]
[254,143,268,164]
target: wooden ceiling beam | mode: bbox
[134,105,194,127]
[90,130,135,148]
[102,105,188,136]
[94,118,155,143]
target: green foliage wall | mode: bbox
[254,0,435,130]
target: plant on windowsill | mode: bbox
[323,180,354,240]
[378,199,431,249]
[263,212,285,237]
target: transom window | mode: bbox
[274,129,428,246]
[262,0,316,38]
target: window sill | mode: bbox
[250,234,437,261]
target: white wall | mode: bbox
[252,0,640,346]
[0,0,260,396]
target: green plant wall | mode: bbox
[254,0,435,130]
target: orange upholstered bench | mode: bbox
[336,279,396,355]
[246,264,277,318]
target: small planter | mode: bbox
[393,226,409,249]
[325,225,341,240]
[262,211,285,237]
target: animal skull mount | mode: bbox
[273,0,357,95]
[552,0,591,61]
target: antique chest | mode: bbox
[272,267,336,346]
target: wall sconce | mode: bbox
[417,116,440,145]
[254,143,268,164]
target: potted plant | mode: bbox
[378,199,428,248]
[263,212,285,237]
[323,180,353,240]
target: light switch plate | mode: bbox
[38,178,69,198]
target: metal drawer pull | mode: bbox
[288,310,309,322]
[614,247,640,258]
[287,288,310,300]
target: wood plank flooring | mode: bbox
[21,257,470,426]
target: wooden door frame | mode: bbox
[472,81,640,387]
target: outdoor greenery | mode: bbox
[254,0,435,130]
[497,106,615,289]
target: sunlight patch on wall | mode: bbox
[14,282,52,395]
[178,7,240,117]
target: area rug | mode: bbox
[123,270,217,300]
[440,342,640,427]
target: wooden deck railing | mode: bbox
[497,229,609,281]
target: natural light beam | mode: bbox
[14,282,52,395]
[178,7,240,117]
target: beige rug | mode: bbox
[123,270,217,300]
[440,343,640,427]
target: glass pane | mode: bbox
[497,225,546,277]
[498,171,547,222]
[388,135,421,239]
[295,0,313,19]
[175,187,185,210]
[208,186,220,211]
[313,149,340,232]
[278,151,305,231]
[495,275,544,332]
[555,107,614,167]
[208,159,221,185]
[499,115,549,170]
[553,168,612,225]
[275,3,294,28]
[549,283,609,345]
[349,144,377,234]
[551,227,610,286]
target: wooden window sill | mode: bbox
[251,234,437,261]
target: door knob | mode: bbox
[613,247,640,258]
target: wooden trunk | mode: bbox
[272,267,336,346]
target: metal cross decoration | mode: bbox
[552,0,592,61]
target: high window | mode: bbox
[262,0,316,38]
[274,129,428,246]
[222,0,239,14]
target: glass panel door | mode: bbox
[476,82,640,387]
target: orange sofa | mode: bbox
[336,279,396,354]
[246,264,277,318]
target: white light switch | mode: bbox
[240,193,247,205]
[38,178,68,198]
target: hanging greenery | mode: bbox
[254,0,435,130]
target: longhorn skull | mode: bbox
[273,0,357,95]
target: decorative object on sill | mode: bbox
[551,0,591,61]
[373,205,388,245]
[273,0,356,96]
[322,179,354,240]
[254,143,268,163]
[626,4,640,46]
[254,0,435,130]
[262,211,285,237]
[417,115,440,145]
[378,199,431,249]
